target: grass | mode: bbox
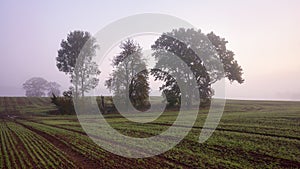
[0,119,75,169]
[0,97,299,168]
[0,97,57,115]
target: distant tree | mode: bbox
[23,77,48,97]
[151,28,244,107]
[56,30,100,98]
[23,77,61,97]
[105,39,150,110]
[46,82,61,96]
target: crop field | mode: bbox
[0,97,300,168]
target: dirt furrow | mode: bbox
[19,118,192,168]
[2,123,16,168]
[7,124,36,168]
[4,125,25,169]
[13,120,106,169]
[211,144,300,168]
[0,125,8,169]
[149,122,300,141]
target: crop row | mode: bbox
[1,120,19,169]
[24,118,241,168]
[21,119,219,168]
[0,120,75,169]
[18,120,124,166]
[49,118,300,168]
[18,120,178,168]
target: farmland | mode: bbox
[0,97,300,168]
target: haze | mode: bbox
[1,0,300,100]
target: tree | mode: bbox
[151,28,244,107]
[56,30,100,97]
[23,77,48,97]
[206,32,244,83]
[105,39,150,111]
[46,82,61,96]
[23,77,62,97]
[50,93,75,115]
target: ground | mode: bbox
[0,97,299,168]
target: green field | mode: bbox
[0,97,300,168]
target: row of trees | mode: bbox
[51,28,244,110]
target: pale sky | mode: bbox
[0,0,300,100]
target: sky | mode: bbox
[0,0,300,100]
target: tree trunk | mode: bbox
[81,71,84,97]
[101,96,106,114]
[75,76,78,99]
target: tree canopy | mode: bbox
[151,28,244,107]
[56,30,100,97]
[106,39,150,110]
[46,82,61,97]
[23,77,61,97]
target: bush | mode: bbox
[50,94,75,115]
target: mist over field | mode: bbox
[1,0,300,101]
[0,1,300,169]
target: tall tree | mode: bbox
[56,30,100,97]
[106,39,150,111]
[151,28,244,107]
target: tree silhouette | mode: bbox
[23,77,61,97]
[23,77,48,97]
[56,30,100,97]
[106,39,149,111]
[151,28,244,107]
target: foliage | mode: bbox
[56,30,100,97]
[46,82,61,96]
[22,77,48,97]
[105,39,150,110]
[50,93,75,115]
[0,121,75,168]
[207,32,244,83]
[63,86,74,98]
[151,28,244,107]
[22,77,61,97]
[163,89,180,107]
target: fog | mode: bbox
[1,0,300,100]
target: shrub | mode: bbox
[50,94,75,115]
